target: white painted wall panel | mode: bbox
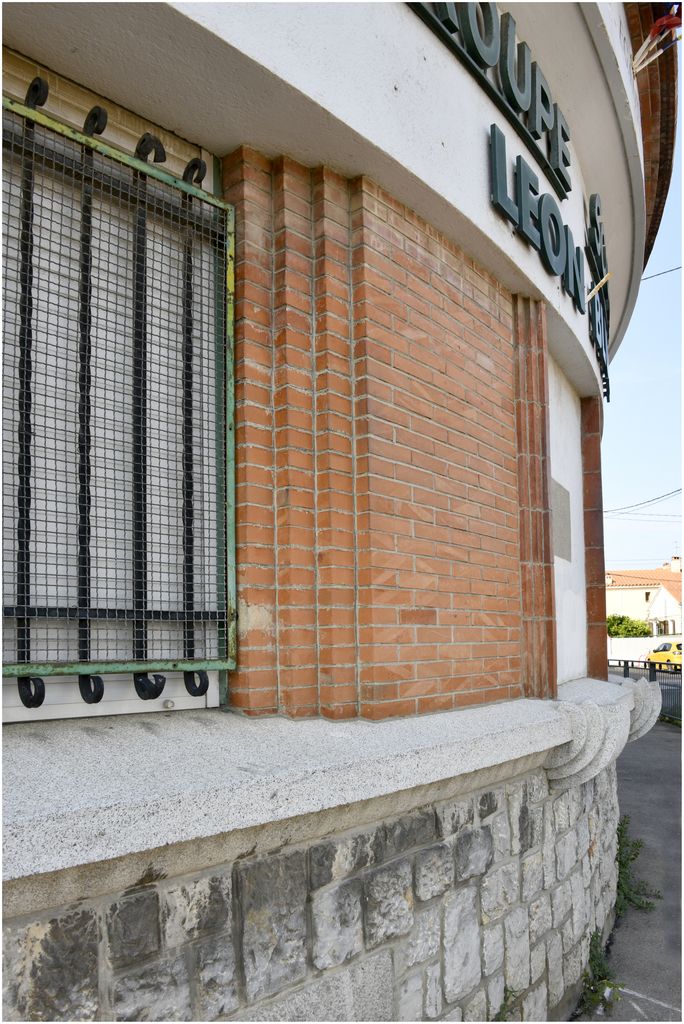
[548,355,587,682]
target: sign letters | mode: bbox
[410,1,611,398]
[489,124,585,313]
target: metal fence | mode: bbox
[3,80,236,711]
[608,659,681,724]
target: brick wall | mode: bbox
[582,397,608,681]
[223,150,561,718]
[353,182,523,719]
[514,297,556,700]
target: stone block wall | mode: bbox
[3,763,620,1022]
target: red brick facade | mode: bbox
[223,149,561,718]
[582,397,608,681]
[625,3,678,268]
[513,297,557,700]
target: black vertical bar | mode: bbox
[16,119,36,664]
[78,149,94,663]
[132,175,148,660]
[182,197,195,659]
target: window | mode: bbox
[3,80,235,720]
[645,591,650,602]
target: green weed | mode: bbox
[493,986,518,1021]
[575,931,620,1017]
[615,815,662,916]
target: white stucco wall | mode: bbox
[606,586,654,621]
[548,355,587,682]
[648,587,683,633]
[1,49,212,184]
[3,2,644,398]
[606,636,664,660]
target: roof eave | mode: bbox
[625,2,679,269]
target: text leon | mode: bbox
[489,123,585,313]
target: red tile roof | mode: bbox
[662,578,683,604]
[605,568,682,605]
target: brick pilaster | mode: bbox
[272,158,318,717]
[513,296,557,699]
[581,396,608,680]
[313,169,359,718]
[223,151,527,719]
[222,147,278,715]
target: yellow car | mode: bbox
[645,641,682,670]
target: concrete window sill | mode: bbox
[3,677,649,882]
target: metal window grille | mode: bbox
[2,81,236,715]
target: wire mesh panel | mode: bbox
[2,83,235,716]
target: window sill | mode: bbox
[2,680,641,882]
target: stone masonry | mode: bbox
[2,764,619,1022]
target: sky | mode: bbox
[601,63,682,571]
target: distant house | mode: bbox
[606,557,682,636]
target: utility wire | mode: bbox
[606,512,679,520]
[606,507,679,516]
[607,517,682,523]
[607,557,677,563]
[641,265,681,281]
[604,488,682,513]
[605,514,682,520]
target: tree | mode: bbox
[606,614,651,638]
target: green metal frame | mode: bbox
[3,96,237,684]
[2,97,232,209]
[220,204,237,703]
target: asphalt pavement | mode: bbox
[580,720,681,1022]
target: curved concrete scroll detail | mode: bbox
[618,676,662,742]
[545,678,636,792]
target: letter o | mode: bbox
[538,193,567,277]
[457,3,500,69]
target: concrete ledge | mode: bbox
[608,673,662,741]
[546,677,635,791]
[557,676,634,706]
[3,699,573,881]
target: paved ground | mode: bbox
[582,720,681,1022]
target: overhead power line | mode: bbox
[605,558,676,565]
[618,512,679,520]
[605,514,682,520]
[641,265,681,281]
[607,517,682,523]
[604,488,682,514]
[606,507,679,516]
